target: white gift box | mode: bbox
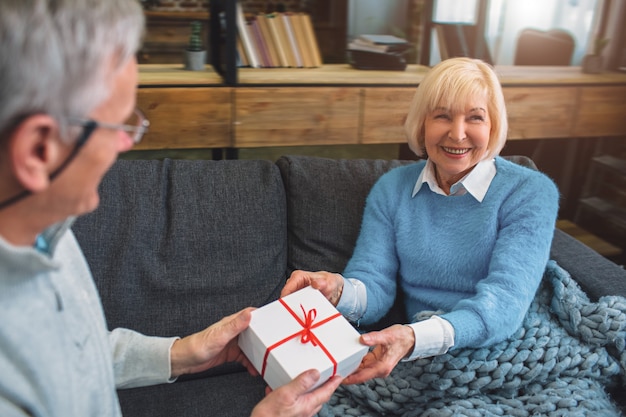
[238,286,368,391]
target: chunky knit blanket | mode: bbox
[319,261,626,416]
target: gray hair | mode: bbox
[0,0,145,142]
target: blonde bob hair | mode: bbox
[404,57,508,159]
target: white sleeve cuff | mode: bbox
[335,277,367,323]
[402,316,455,361]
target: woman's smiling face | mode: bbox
[424,100,491,190]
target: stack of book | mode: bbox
[347,34,410,71]
[347,34,410,54]
[236,4,323,68]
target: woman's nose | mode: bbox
[448,118,466,142]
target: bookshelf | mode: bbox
[206,0,349,84]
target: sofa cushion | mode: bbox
[277,155,413,329]
[73,159,286,343]
[277,155,412,274]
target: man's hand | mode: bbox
[170,307,258,378]
[252,369,343,417]
[342,324,415,385]
[282,270,344,306]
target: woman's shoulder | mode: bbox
[494,156,559,198]
[495,156,553,182]
[369,160,426,197]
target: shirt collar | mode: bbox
[412,158,496,202]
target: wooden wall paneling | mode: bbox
[361,88,415,144]
[136,87,232,149]
[234,87,360,147]
[573,86,626,137]
[503,86,578,140]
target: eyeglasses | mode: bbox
[0,108,149,211]
[68,107,150,145]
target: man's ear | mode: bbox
[8,114,63,193]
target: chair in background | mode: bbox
[509,28,577,218]
[434,23,494,65]
[514,28,575,66]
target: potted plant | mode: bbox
[184,21,206,71]
[582,36,609,74]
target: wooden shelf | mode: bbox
[136,64,626,150]
[235,64,626,86]
[139,64,223,86]
[138,63,626,86]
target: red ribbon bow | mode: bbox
[299,305,318,345]
[261,298,341,379]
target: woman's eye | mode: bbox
[469,115,485,122]
[434,113,450,120]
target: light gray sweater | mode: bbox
[0,219,177,416]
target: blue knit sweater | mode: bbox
[343,157,559,349]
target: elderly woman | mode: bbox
[282,57,559,385]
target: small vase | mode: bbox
[582,54,603,74]
[184,50,206,71]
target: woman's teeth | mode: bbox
[442,147,469,155]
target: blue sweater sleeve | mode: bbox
[442,163,560,348]
[343,165,420,324]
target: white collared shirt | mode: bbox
[412,158,496,201]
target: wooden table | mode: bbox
[136,64,626,150]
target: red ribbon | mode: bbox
[261,298,341,379]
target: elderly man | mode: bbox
[0,1,341,416]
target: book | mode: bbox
[350,37,410,53]
[236,3,260,68]
[266,13,289,67]
[249,18,271,67]
[356,34,408,46]
[272,13,297,67]
[289,13,312,67]
[256,13,280,67]
[300,13,323,67]
[281,13,303,67]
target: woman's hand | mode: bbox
[169,307,258,378]
[342,324,415,385]
[282,270,345,306]
[251,370,343,417]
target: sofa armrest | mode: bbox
[550,228,626,299]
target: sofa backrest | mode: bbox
[277,155,415,329]
[276,155,413,273]
[72,159,287,340]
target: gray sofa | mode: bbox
[71,155,626,417]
